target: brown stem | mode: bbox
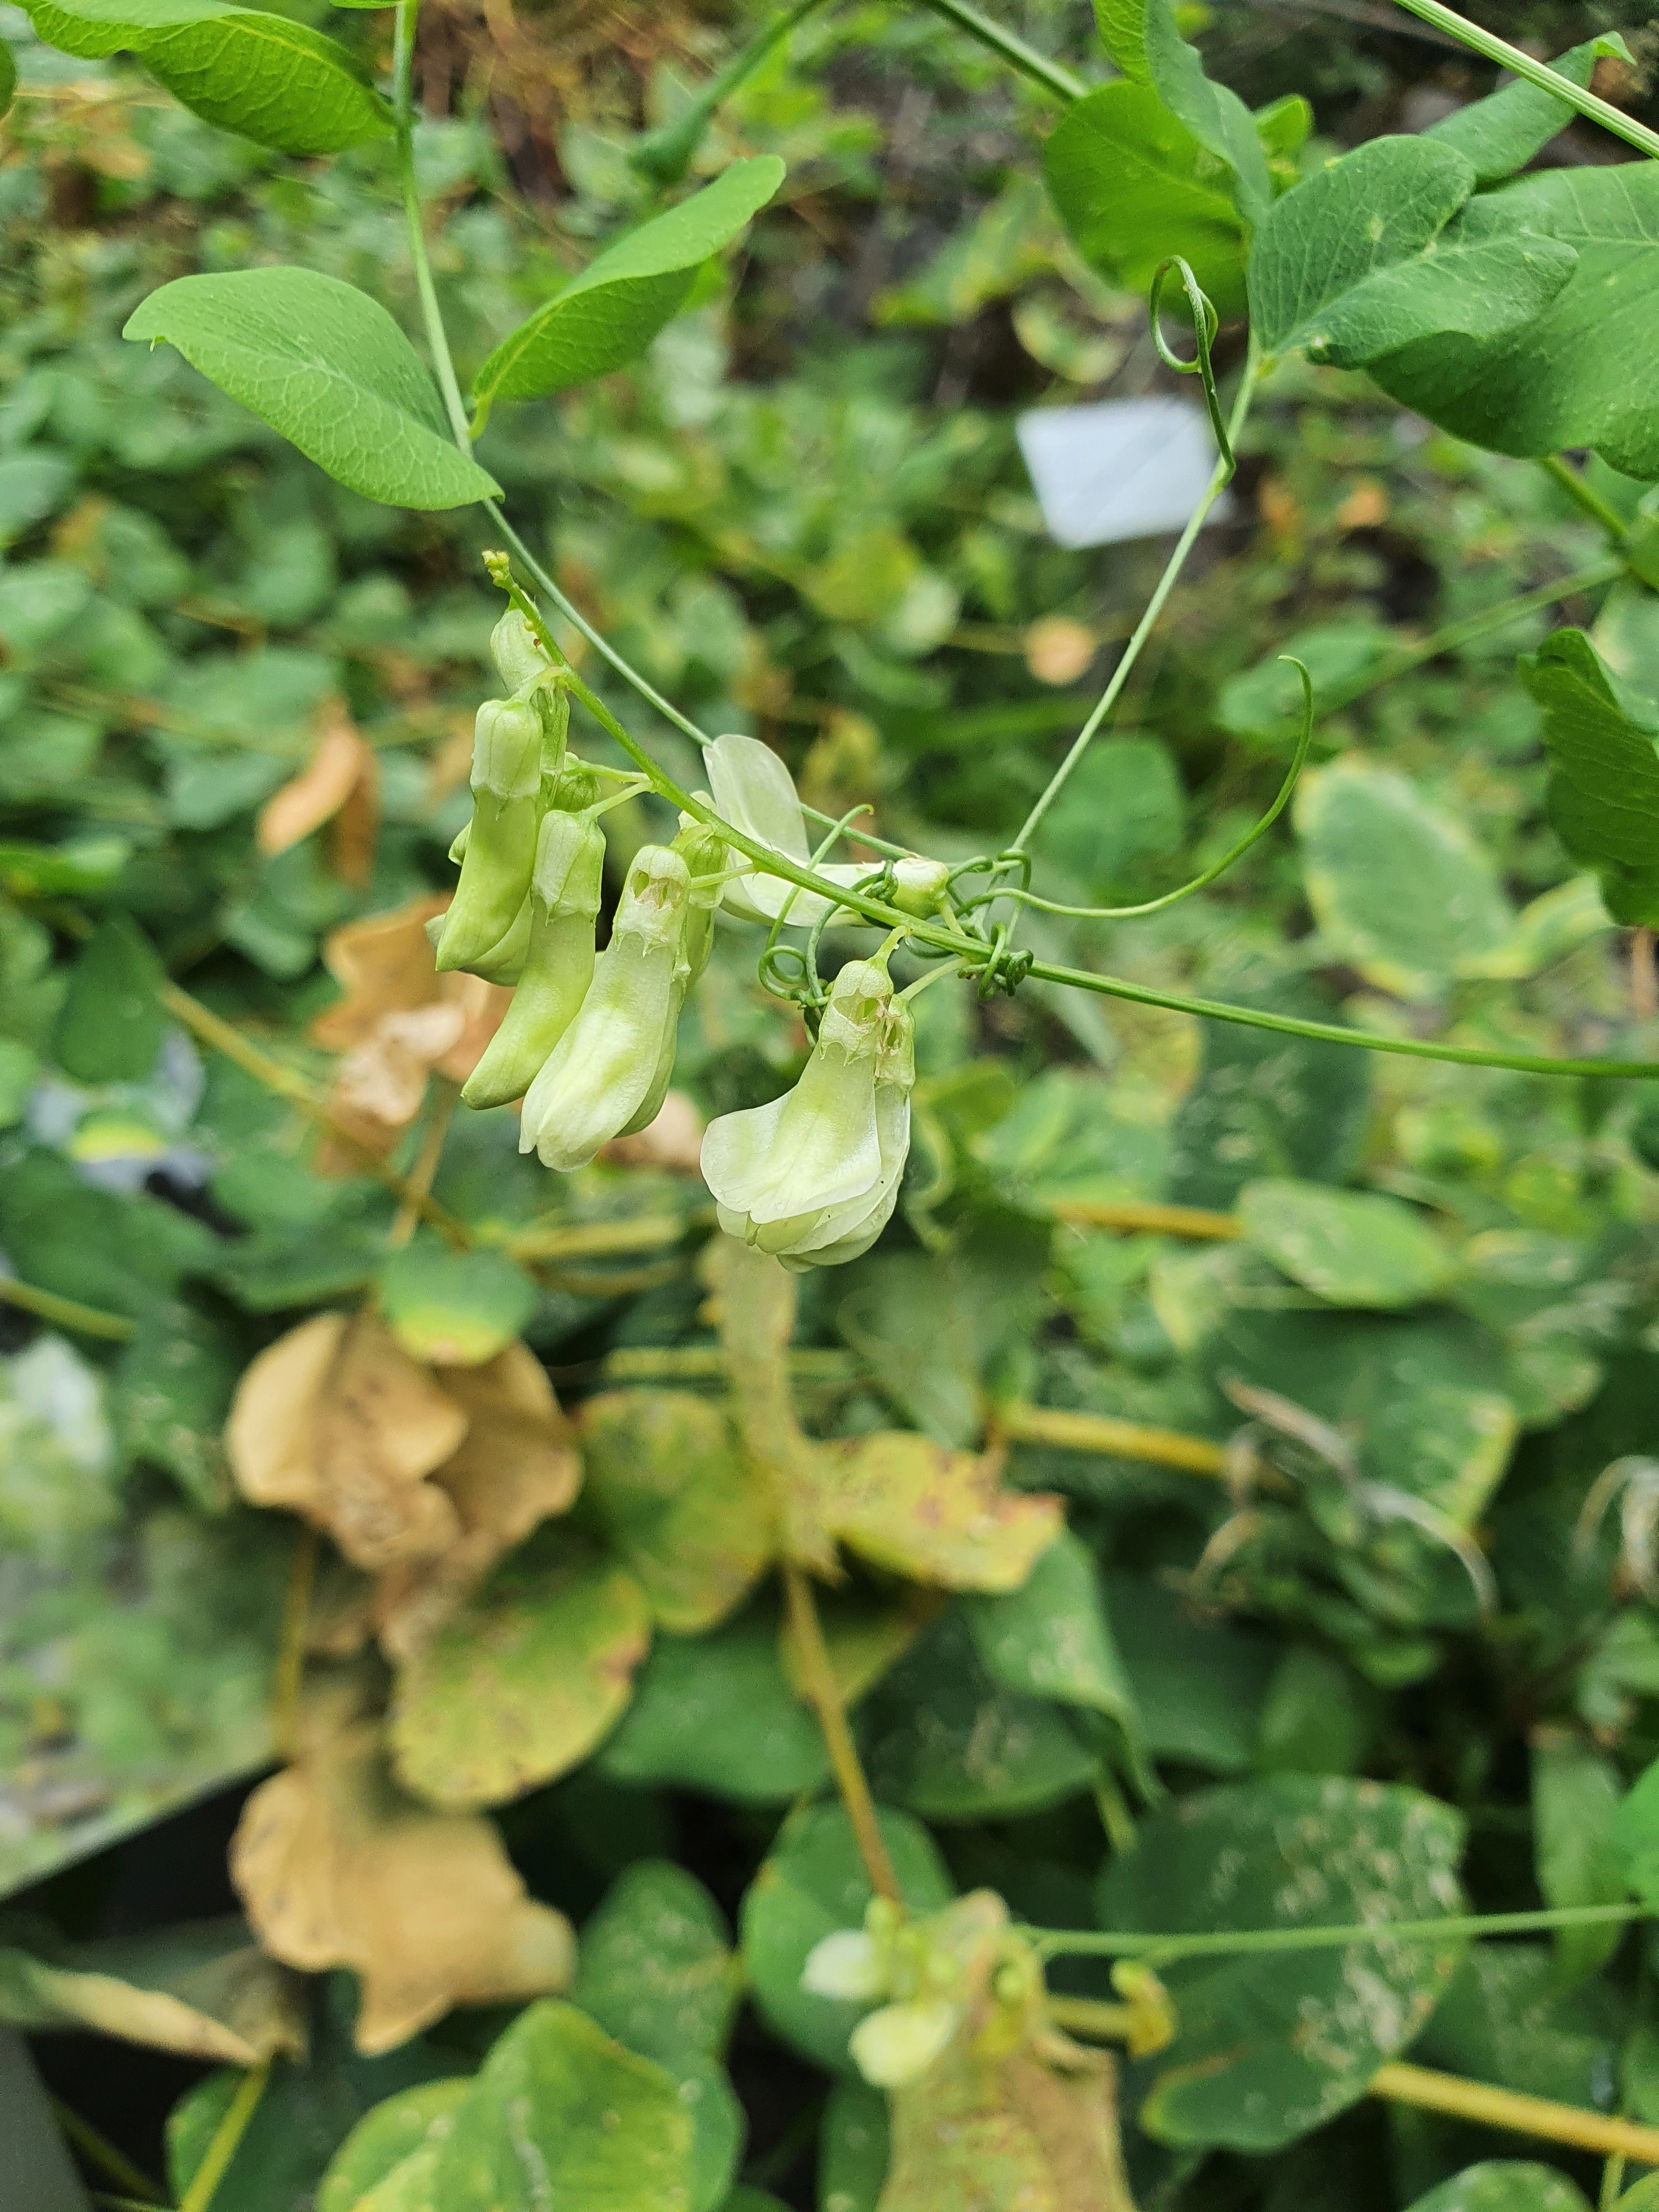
[1633,929,1656,1022]
[1372,2062,1659,2166]
[1052,1199,1239,1240]
[782,1560,901,1905]
[159,982,471,1247]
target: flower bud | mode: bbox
[890,855,951,919]
[461,810,607,1109]
[702,733,872,927]
[848,1999,961,2089]
[673,815,727,988]
[701,960,915,1269]
[470,695,543,804]
[801,1929,887,2003]
[519,845,691,1171]
[490,607,551,694]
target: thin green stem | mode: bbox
[51,2100,166,2204]
[1387,0,1659,165]
[633,0,833,183]
[1022,1899,1641,1965]
[1017,957,1659,1082]
[393,0,470,448]
[1012,340,1259,854]
[1540,456,1633,550]
[911,0,1086,101]
[0,1276,136,1340]
[177,2063,269,2212]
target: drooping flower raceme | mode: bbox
[700,957,915,1270]
[518,845,691,1171]
[460,784,606,1110]
[701,732,872,927]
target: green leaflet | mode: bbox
[1404,2167,1593,2212]
[1369,162,1659,478]
[1237,1180,1454,1311]
[1530,1732,1627,1987]
[1250,137,1576,366]
[0,40,14,117]
[125,269,502,511]
[471,157,786,420]
[53,912,165,1085]
[1425,35,1630,186]
[1098,1774,1467,2151]
[1519,628,1659,929]
[377,1237,539,1367]
[1043,84,1248,319]
[1092,0,1271,225]
[23,0,393,154]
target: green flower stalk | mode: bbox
[700,957,915,1269]
[518,844,692,1170]
[460,806,607,1110]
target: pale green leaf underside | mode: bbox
[24,0,393,154]
[473,155,785,411]
[1519,628,1659,928]
[1250,137,1575,366]
[123,269,501,511]
[1369,163,1659,479]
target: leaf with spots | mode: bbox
[1096,1775,1468,2151]
[388,1534,650,1808]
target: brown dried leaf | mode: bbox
[225,1313,466,1571]
[231,1691,573,2056]
[880,1893,1136,2212]
[814,1432,1064,1594]
[257,704,378,876]
[376,1344,583,1660]
[309,899,510,1169]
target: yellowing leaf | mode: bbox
[0,1915,302,2065]
[231,1684,573,2056]
[225,1312,466,1570]
[815,1432,1064,1594]
[256,703,378,867]
[388,1544,651,1808]
[579,1389,773,1633]
[376,1342,582,1659]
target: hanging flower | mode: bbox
[700,958,915,1270]
[460,802,607,1110]
[518,845,691,1171]
[701,733,873,927]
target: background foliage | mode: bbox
[8,1,1659,2208]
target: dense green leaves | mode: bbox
[125,270,501,509]
[471,158,785,420]
[53,912,165,1084]
[1369,163,1659,477]
[1250,138,1575,368]
[1519,628,1659,928]
[23,0,393,153]
[1099,1776,1466,2149]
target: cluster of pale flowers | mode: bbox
[435,610,932,1268]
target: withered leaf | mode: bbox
[0,1915,302,2066]
[579,1389,772,1633]
[815,1432,1064,1594]
[257,703,379,879]
[389,1540,651,1809]
[376,1344,582,1660]
[231,1687,573,2057]
[225,1313,466,1571]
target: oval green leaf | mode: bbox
[1405,2165,1593,2212]
[24,0,394,154]
[379,1238,539,1367]
[124,269,502,511]
[1237,1178,1454,1310]
[471,155,785,417]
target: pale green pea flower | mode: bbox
[800,1929,888,2003]
[518,845,691,1171]
[700,959,915,1271]
[701,733,872,927]
[461,806,607,1110]
[490,606,552,693]
[847,1998,963,2089]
